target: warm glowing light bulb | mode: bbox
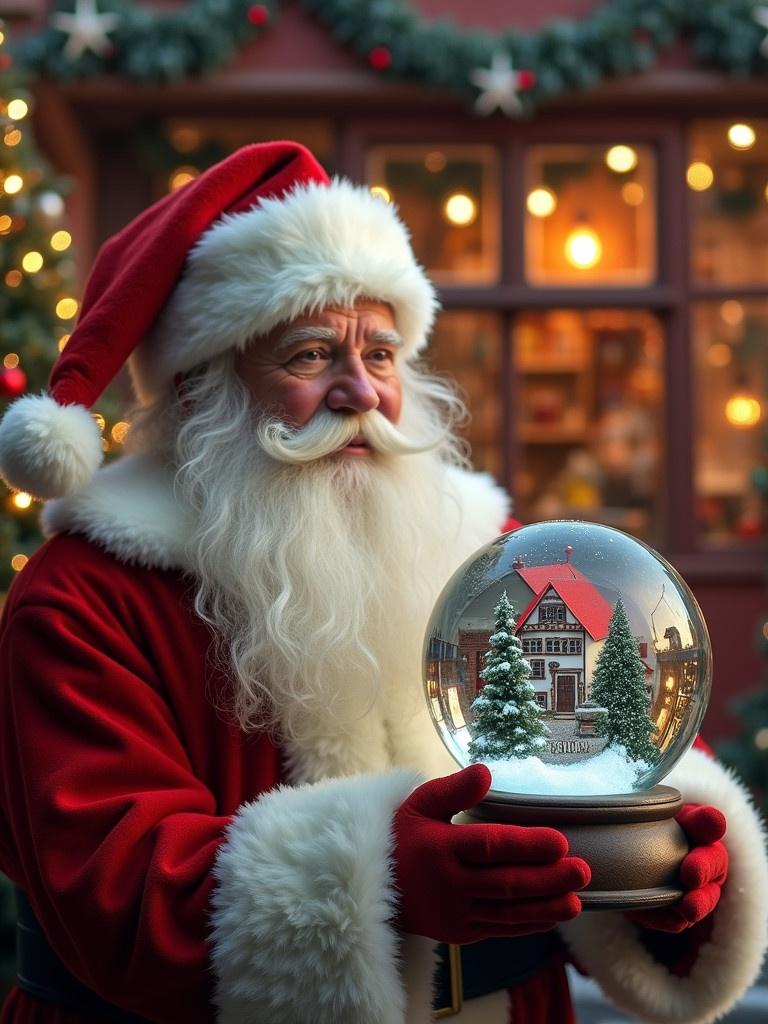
[50,230,72,252]
[169,167,198,191]
[0,30,5,45]
[706,343,732,368]
[12,492,32,510]
[369,185,392,203]
[57,334,70,352]
[565,226,602,269]
[605,145,638,173]
[444,192,477,226]
[686,162,714,191]
[526,187,557,217]
[720,299,744,325]
[725,393,762,427]
[0,215,11,234]
[7,99,29,120]
[3,174,23,195]
[728,123,756,150]
[3,353,19,369]
[4,128,21,147]
[4,270,21,287]
[92,413,106,431]
[56,297,79,320]
[10,554,28,572]
[621,182,644,206]
[424,151,447,172]
[22,251,43,273]
[170,127,202,153]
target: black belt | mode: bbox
[433,932,558,1017]
[17,885,556,1020]
[15,887,149,1022]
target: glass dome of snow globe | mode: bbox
[423,520,712,800]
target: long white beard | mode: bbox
[172,359,470,780]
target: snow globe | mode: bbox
[423,520,712,910]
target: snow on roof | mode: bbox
[515,563,614,641]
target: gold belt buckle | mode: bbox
[434,943,463,1018]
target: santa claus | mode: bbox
[0,142,764,1024]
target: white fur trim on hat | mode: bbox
[0,393,104,500]
[132,178,439,401]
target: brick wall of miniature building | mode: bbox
[458,630,492,692]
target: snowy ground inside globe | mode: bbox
[484,745,648,796]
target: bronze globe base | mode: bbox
[458,784,688,911]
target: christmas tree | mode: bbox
[467,591,549,761]
[591,597,658,765]
[0,24,85,590]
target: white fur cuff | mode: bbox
[560,747,768,1023]
[210,769,421,1024]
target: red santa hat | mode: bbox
[0,140,438,500]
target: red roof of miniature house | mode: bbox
[515,563,615,641]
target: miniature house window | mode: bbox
[567,639,583,654]
[539,603,566,623]
[529,659,546,678]
[522,638,544,653]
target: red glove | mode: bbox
[628,803,728,933]
[392,763,591,944]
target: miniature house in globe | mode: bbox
[423,521,713,908]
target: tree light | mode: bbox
[111,421,130,444]
[621,182,644,206]
[564,226,602,269]
[3,353,19,368]
[21,251,43,273]
[7,99,29,120]
[169,167,198,191]
[443,192,477,226]
[369,185,392,203]
[12,492,32,510]
[10,554,28,572]
[4,128,21,147]
[56,298,79,320]
[526,187,556,217]
[50,230,72,251]
[3,174,23,195]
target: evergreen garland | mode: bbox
[11,1,768,112]
[467,591,549,762]
[591,597,658,766]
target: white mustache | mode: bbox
[256,408,443,464]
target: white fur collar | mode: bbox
[41,452,511,575]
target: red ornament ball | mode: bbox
[516,69,536,90]
[247,4,269,26]
[369,46,392,71]
[0,367,27,399]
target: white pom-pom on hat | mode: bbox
[0,394,104,500]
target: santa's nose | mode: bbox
[325,361,380,415]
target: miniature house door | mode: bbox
[556,674,576,713]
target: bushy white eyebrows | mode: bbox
[272,325,403,353]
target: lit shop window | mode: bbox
[513,309,664,543]
[689,121,768,286]
[366,145,500,284]
[525,143,656,285]
[693,301,767,546]
[427,310,503,480]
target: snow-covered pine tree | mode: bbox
[591,597,658,765]
[467,591,549,761]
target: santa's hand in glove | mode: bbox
[393,763,591,944]
[627,802,729,933]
